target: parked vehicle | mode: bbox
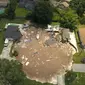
[4,38,9,47]
[23,24,29,28]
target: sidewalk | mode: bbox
[72,64,85,72]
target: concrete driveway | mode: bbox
[72,64,85,72]
[69,32,78,54]
[0,41,15,60]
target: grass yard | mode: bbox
[73,25,85,63]
[0,18,26,28]
[66,72,85,85]
[78,24,85,28]
[15,7,28,17]
[51,22,60,25]
[73,50,85,63]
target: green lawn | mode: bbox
[66,72,85,85]
[0,18,26,28]
[73,50,85,63]
[78,24,85,28]
[15,7,28,17]
[73,25,85,63]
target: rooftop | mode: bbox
[0,0,8,2]
[5,25,22,41]
[0,0,9,7]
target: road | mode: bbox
[72,64,85,72]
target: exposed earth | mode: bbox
[14,26,73,83]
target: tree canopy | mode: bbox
[5,0,17,19]
[53,8,78,31]
[32,0,53,24]
[0,59,53,85]
[59,9,78,30]
[0,59,24,85]
[70,0,85,17]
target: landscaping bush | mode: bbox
[25,11,32,20]
[79,16,85,24]
[65,71,77,85]
[12,50,18,57]
[15,7,28,17]
[0,13,6,18]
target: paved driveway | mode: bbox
[72,64,85,72]
[0,41,15,60]
[69,32,78,54]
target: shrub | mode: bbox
[79,16,85,24]
[65,71,77,85]
[12,50,18,57]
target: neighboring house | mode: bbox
[50,0,71,9]
[78,28,85,49]
[62,29,70,42]
[0,0,9,7]
[0,0,9,14]
[5,25,22,41]
[19,0,36,10]
[19,0,71,10]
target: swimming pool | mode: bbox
[0,8,5,14]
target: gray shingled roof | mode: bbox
[5,25,22,40]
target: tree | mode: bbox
[5,6,15,19]
[58,9,78,31]
[32,0,53,24]
[65,71,77,85]
[0,59,24,85]
[5,0,17,19]
[70,0,85,17]
[0,59,53,85]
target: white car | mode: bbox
[23,24,29,28]
[4,38,9,47]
